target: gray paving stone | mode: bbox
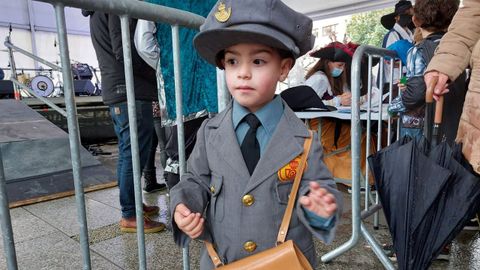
[23,196,120,237]
[85,187,121,210]
[90,231,201,270]
[0,207,57,248]
[0,232,122,270]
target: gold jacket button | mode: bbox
[210,186,215,194]
[243,241,257,252]
[242,194,254,206]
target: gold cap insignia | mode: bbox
[277,155,308,182]
[214,2,231,23]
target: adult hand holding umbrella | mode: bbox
[368,77,480,270]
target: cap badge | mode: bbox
[214,2,231,23]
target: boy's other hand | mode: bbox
[174,203,204,239]
[299,181,337,219]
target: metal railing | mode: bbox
[321,45,399,270]
[0,2,405,270]
[0,0,208,269]
[4,37,70,117]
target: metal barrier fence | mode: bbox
[0,0,207,269]
[321,45,400,270]
[0,2,404,270]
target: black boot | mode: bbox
[164,172,180,190]
[143,168,167,193]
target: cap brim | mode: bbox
[280,85,330,111]
[381,13,396,30]
[194,23,299,67]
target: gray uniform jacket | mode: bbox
[170,101,343,269]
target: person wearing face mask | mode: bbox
[303,42,377,191]
[380,0,415,95]
[305,42,353,107]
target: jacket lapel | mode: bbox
[208,103,251,180]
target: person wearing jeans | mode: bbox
[84,10,164,233]
[110,100,154,217]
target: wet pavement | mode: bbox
[1,142,479,269]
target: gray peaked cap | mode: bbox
[194,0,315,66]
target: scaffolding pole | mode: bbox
[53,3,91,269]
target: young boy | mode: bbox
[170,0,342,268]
[399,0,465,145]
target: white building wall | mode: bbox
[0,27,98,84]
[312,15,351,50]
[0,28,34,77]
[0,0,97,83]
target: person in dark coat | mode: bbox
[397,0,465,144]
[83,10,165,233]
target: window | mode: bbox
[322,24,338,37]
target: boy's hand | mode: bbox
[299,182,337,219]
[174,203,204,239]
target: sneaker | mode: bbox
[143,182,167,193]
[382,244,396,262]
[463,217,480,231]
[365,243,396,262]
[143,169,167,193]
[143,204,159,216]
[119,216,165,233]
[435,245,450,261]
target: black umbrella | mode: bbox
[368,81,480,270]
[368,137,452,269]
[411,141,480,268]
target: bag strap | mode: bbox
[206,242,223,268]
[205,130,313,267]
[277,130,313,244]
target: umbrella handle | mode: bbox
[435,96,444,125]
[425,76,444,125]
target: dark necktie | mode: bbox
[240,114,261,175]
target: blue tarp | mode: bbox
[387,39,413,66]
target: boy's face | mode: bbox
[222,43,293,112]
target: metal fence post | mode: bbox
[0,151,18,270]
[171,24,190,270]
[321,46,396,270]
[119,15,148,270]
[364,55,373,211]
[53,3,91,270]
[5,36,20,100]
[321,45,364,263]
